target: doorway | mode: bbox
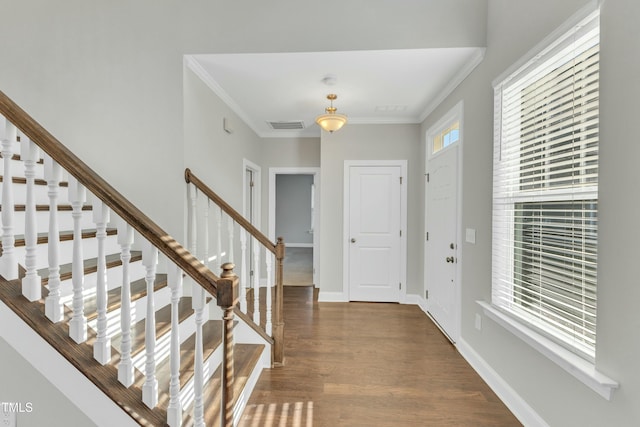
[269,168,320,287]
[344,161,407,302]
[425,102,463,343]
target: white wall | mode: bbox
[419,0,640,425]
[319,124,422,297]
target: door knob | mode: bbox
[351,238,356,243]
[446,256,454,263]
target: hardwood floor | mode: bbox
[239,286,521,427]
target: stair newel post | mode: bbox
[142,241,159,408]
[117,219,134,387]
[167,263,183,427]
[92,198,111,364]
[265,248,273,335]
[274,237,285,366]
[218,262,238,427]
[44,155,63,322]
[68,176,87,343]
[252,236,260,325]
[0,122,17,280]
[239,228,247,312]
[20,137,41,301]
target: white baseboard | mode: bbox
[317,291,347,302]
[456,338,549,427]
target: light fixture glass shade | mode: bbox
[315,113,348,133]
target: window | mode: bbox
[430,104,461,156]
[492,10,599,360]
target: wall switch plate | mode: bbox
[465,228,476,244]
[475,313,482,331]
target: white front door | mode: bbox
[347,165,402,302]
[426,146,458,341]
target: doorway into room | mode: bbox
[269,168,320,287]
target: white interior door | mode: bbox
[426,146,458,341]
[348,165,402,302]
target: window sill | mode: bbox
[477,300,619,400]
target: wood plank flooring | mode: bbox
[240,286,521,427]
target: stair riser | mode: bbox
[15,234,120,271]
[86,286,172,342]
[6,209,96,236]
[129,301,206,373]
[54,260,147,299]
[1,181,51,205]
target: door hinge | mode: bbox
[426,231,429,241]
[400,176,403,184]
[426,173,430,183]
[400,229,402,237]
[399,282,402,290]
[250,180,254,188]
[425,290,429,299]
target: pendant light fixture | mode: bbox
[315,94,348,133]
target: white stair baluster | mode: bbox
[227,216,234,263]
[253,236,260,325]
[265,248,273,335]
[44,155,63,322]
[92,198,111,364]
[117,219,134,387]
[192,281,205,427]
[142,241,158,408]
[68,176,87,343]
[216,206,222,271]
[20,138,41,301]
[203,198,209,267]
[239,228,247,313]
[0,122,17,280]
[166,262,183,427]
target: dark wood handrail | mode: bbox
[185,168,285,366]
[184,168,276,254]
[0,90,219,298]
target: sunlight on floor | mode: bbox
[241,401,314,427]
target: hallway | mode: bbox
[239,286,520,426]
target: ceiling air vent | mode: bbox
[267,121,305,130]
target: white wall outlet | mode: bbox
[475,313,482,331]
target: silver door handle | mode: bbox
[351,238,356,243]
[446,256,454,263]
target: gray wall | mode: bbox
[276,174,314,245]
[0,338,96,427]
[418,0,640,425]
[319,124,422,297]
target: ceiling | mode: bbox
[187,48,485,138]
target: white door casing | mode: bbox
[268,167,321,287]
[424,101,463,343]
[344,161,407,302]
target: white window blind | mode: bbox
[492,10,600,360]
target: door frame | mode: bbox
[268,167,321,287]
[343,160,408,302]
[424,101,464,343]
[243,159,261,230]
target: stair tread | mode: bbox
[7,227,118,248]
[0,175,68,187]
[0,204,93,211]
[38,251,143,286]
[110,297,195,357]
[83,274,168,322]
[182,343,265,427]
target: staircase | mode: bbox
[0,91,284,426]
